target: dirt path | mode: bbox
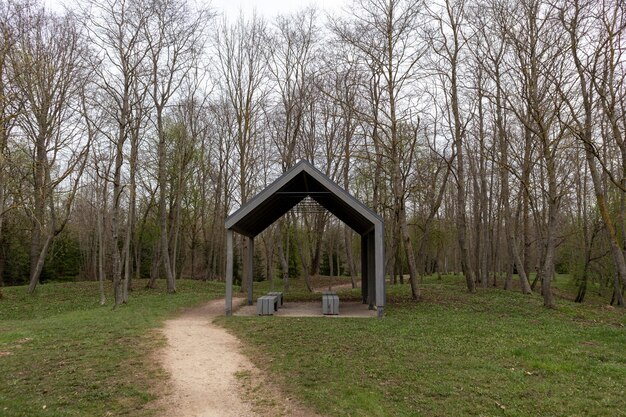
[156,298,320,417]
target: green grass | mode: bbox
[219,274,626,417]
[0,279,225,417]
[1,274,624,416]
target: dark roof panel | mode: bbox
[225,161,382,237]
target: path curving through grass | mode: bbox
[156,298,256,417]
[156,297,321,417]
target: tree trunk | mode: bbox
[478,95,489,288]
[401,208,419,299]
[291,215,313,292]
[277,222,290,291]
[156,105,176,294]
[28,234,53,294]
[328,235,334,279]
[496,85,531,293]
[111,134,125,306]
[522,125,533,279]
[0,236,5,292]
[28,135,47,293]
[148,240,160,289]
[540,157,558,308]
[123,122,140,302]
[611,273,624,307]
[343,226,357,289]
[449,19,475,292]
[566,14,626,294]
[0,135,5,296]
[97,204,107,306]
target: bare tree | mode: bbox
[215,12,268,206]
[469,0,532,293]
[268,8,318,171]
[202,96,237,282]
[120,66,148,301]
[9,5,90,293]
[81,0,150,306]
[332,0,426,299]
[0,0,21,296]
[145,0,211,293]
[266,9,319,289]
[318,54,363,288]
[427,0,476,292]
[501,0,570,307]
[79,79,110,305]
[558,0,626,304]
[215,12,269,298]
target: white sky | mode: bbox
[212,0,346,19]
[44,0,347,20]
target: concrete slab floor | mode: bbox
[233,301,378,318]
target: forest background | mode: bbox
[0,0,625,308]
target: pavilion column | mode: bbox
[361,233,368,304]
[375,221,385,317]
[225,229,234,316]
[246,236,254,306]
[367,230,375,310]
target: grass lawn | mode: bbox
[0,279,224,417]
[219,274,626,417]
[1,274,624,417]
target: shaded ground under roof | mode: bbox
[233,301,378,318]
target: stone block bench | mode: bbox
[257,295,278,315]
[322,292,339,315]
[267,292,283,308]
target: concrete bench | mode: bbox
[267,292,283,308]
[257,295,278,315]
[322,293,339,315]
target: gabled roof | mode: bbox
[225,160,382,237]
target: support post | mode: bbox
[247,236,254,306]
[361,233,368,304]
[367,230,375,310]
[375,221,385,317]
[225,229,234,316]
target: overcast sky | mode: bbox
[213,0,345,19]
[44,0,347,19]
